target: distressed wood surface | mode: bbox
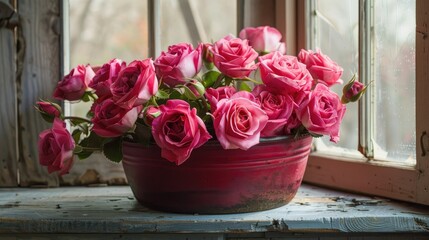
[0,184,428,235]
[0,0,18,187]
[17,0,61,187]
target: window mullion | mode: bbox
[148,0,161,59]
[358,0,375,159]
[305,0,316,49]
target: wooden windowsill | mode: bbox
[0,184,428,238]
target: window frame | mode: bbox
[301,0,429,206]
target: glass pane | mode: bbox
[374,0,416,162]
[312,0,360,154]
[160,0,236,50]
[69,0,148,116]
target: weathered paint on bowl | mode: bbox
[122,135,312,214]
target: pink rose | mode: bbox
[89,58,126,98]
[112,59,158,109]
[53,65,95,101]
[92,99,141,138]
[213,92,268,150]
[141,105,161,126]
[298,49,343,87]
[239,26,286,54]
[36,101,61,118]
[259,51,313,94]
[342,77,367,103]
[205,86,236,112]
[202,43,214,65]
[38,118,75,175]
[211,38,258,79]
[154,43,202,87]
[152,100,211,165]
[252,85,295,137]
[297,84,346,143]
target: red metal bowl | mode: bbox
[122,135,312,214]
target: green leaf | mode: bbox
[239,81,252,92]
[156,89,170,99]
[72,129,83,143]
[81,92,91,102]
[102,137,123,163]
[76,132,104,160]
[69,118,88,126]
[76,150,93,160]
[79,131,104,148]
[39,112,55,123]
[202,70,221,88]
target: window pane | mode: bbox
[160,0,236,50]
[374,0,416,162]
[312,0,360,154]
[70,0,148,65]
[69,0,148,117]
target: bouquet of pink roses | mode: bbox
[36,26,367,175]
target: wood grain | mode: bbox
[0,0,18,187]
[17,0,61,186]
[0,184,428,235]
[416,0,429,205]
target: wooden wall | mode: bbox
[0,0,18,187]
[0,0,127,187]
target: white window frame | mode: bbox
[298,0,429,206]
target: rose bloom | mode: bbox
[259,51,313,94]
[211,38,258,79]
[213,92,268,150]
[205,86,237,112]
[89,58,126,98]
[36,101,61,118]
[151,99,212,165]
[252,85,295,137]
[38,118,75,175]
[154,43,202,87]
[297,84,346,143]
[111,59,158,109]
[298,49,343,87]
[92,99,141,138]
[53,65,95,101]
[239,26,286,54]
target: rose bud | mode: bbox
[341,75,368,104]
[202,43,214,70]
[183,80,206,100]
[142,106,161,126]
[35,100,62,123]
